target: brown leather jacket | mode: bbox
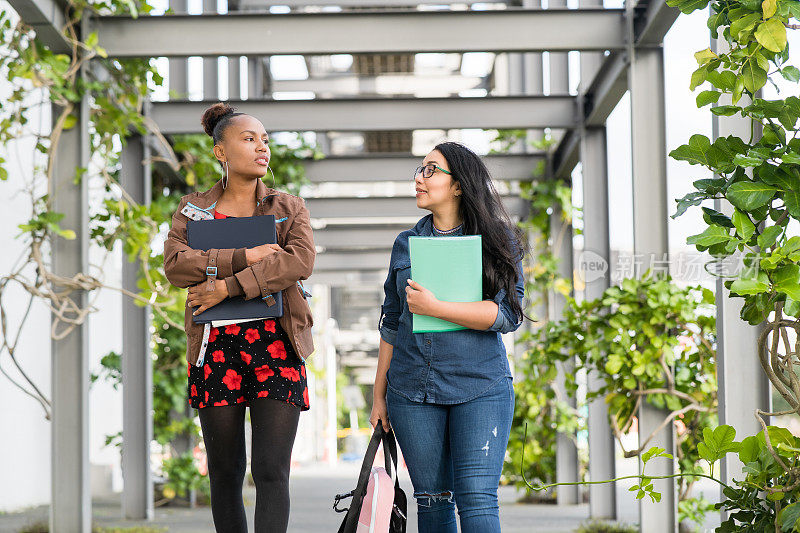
[163,178,315,365]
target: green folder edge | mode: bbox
[409,235,483,333]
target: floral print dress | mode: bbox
[186,211,310,411]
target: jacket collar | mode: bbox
[192,178,275,210]
[412,214,434,236]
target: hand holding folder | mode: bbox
[408,236,483,333]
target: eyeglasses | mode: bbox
[414,163,452,179]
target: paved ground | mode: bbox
[0,462,721,532]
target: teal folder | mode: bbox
[409,235,483,333]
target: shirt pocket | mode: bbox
[392,260,411,298]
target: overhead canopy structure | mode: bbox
[7,1,768,532]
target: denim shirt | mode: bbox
[379,214,525,404]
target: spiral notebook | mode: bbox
[409,235,483,333]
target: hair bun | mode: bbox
[201,102,236,137]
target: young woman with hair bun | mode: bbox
[163,102,315,533]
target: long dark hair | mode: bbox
[433,141,526,324]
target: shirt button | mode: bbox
[426,340,431,345]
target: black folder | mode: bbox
[187,215,283,324]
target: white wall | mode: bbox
[0,0,125,510]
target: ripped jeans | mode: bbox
[386,377,514,533]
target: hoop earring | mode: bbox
[267,166,276,188]
[221,161,229,189]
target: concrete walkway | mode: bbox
[4,462,714,532]
[1,463,596,533]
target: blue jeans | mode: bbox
[386,377,514,533]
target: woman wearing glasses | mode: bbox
[369,142,525,533]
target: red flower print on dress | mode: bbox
[222,369,242,390]
[198,402,206,408]
[204,364,212,380]
[254,365,274,382]
[208,327,219,343]
[187,363,191,377]
[205,391,209,403]
[213,400,228,406]
[225,324,241,336]
[257,390,269,398]
[280,367,301,382]
[240,351,252,365]
[236,397,247,404]
[303,387,309,407]
[268,340,287,360]
[212,350,225,363]
[263,320,276,333]
[191,385,197,397]
[301,365,306,379]
[244,328,260,344]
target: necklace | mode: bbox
[432,223,463,236]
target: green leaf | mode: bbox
[696,90,721,107]
[779,502,800,531]
[733,209,756,240]
[727,181,777,211]
[762,0,777,18]
[63,114,77,130]
[789,0,800,21]
[733,76,745,104]
[702,206,735,227]
[690,67,708,90]
[758,224,783,249]
[731,13,762,41]
[742,58,768,93]
[755,18,787,53]
[774,264,800,300]
[687,225,732,247]
[711,105,740,116]
[781,66,800,82]
[694,47,717,65]
[781,151,800,164]
[739,435,760,464]
[672,191,707,218]
[786,189,800,219]
[730,271,770,295]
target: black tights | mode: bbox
[198,398,300,533]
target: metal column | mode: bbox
[581,125,617,519]
[120,132,154,520]
[202,0,218,100]
[629,43,676,533]
[168,0,188,99]
[579,0,616,516]
[228,56,241,100]
[550,205,579,505]
[710,35,771,493]
[248,56,264,99]
[50,60,91,533]
[547,0,579,505]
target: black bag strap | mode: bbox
[340,425,388,532]
[382,427,400,491]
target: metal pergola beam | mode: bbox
[151,96,577,134]
[303,153,543,183]
[313,226,405,251]
[93,9,626,58]
[238,0,507,5]
[551,0,679,180]
[315,251,390,272]
[271,74,488,96]
[306,195,528,219]
[7,0,70,53]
